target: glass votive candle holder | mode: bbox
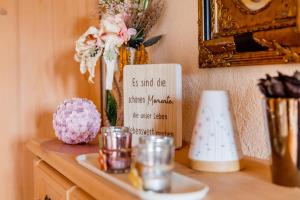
[99,126,132,173]
[133,136,174,193]
[139,135,174,146]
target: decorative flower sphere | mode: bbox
[53,98,101,144]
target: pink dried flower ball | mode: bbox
[53,98,101,144]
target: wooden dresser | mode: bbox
[27,138,300,200]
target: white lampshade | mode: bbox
[188,90,243,172]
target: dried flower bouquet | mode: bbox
[75,0,165,126]
[258,71,300,98]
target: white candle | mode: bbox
[143,176,171,192]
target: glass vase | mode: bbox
[265,98,300,187]
[100,45,149,126]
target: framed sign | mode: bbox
[124,64,182,148]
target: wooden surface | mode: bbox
[28,139,300,200]
[0,0,100,199]
[34,160,74,200]
[124,64,182,148]
[0,0,20,199]
[69,187,95,200]
[189,159,243,173]
[28,139,137,200]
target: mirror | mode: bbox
[239,0,272,11]
[199,0,300,68]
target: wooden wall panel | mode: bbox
[19,0,98,138]
[0,0,21,199]
[0,0,100,199]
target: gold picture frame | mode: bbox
[199,0,300,68]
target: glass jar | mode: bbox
[139,135,174,146]
[133,136,174,193]
[100,126,132,173]
[101,45,149,127]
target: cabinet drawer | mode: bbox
[69,187,95,200]
[34,160,74,200]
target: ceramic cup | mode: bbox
[188,90,243,172]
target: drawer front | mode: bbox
[69,187,95,200]
[34,160,74,200]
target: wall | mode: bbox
[1,0,299,199]
[0,0,20,199]
[150,0,300,159]
[0,0,100,199]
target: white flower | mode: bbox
[74,27,104,83]
[74,14,137,86]
[100,14,136,90]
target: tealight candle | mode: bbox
[143,173,171,193]
[133,136,174,193]
[100,127,132,173]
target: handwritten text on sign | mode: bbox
[124,64,182,148]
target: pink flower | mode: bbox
[75,14,137,89]
[119,27,137,43]
[101,15,122,34]
[100,14,136,45]
[53,98,101,144]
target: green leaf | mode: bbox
[143,0,150,10]
[128,38,144,49]
[131,29,145,41]
[143,35,163,47]
[106,91,117,126]
[98,135,103,149]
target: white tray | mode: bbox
[76,153,209,200]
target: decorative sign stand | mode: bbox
[124,64,182,148]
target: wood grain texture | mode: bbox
[34,160,74,200]
[69,187,95,200]
[0,0,20,199]
[0,0,100,199]
[124,64,182,148]
[189,158,244,172]
[27,139,138,200]
[28,139,300,200]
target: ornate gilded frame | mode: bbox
[199,0,300,68]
